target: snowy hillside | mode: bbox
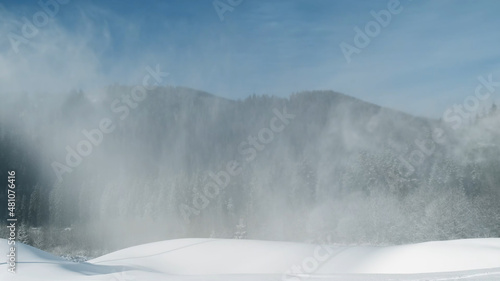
[2,238,500,280]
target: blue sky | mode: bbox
[1,0,500,117]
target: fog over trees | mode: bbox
[1,87,499,257]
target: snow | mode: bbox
[1,238,500,280]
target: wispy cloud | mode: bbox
[1,0,499,117]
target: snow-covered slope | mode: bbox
[1,238,500,280]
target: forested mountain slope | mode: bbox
[1,87,499,256]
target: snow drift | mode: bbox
[1,238,500,280]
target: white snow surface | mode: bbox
[1,238,500,280]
